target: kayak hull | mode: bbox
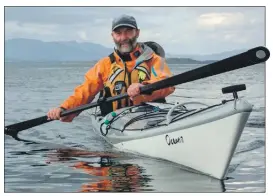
[90,99,252,179]
[113,112,250,179]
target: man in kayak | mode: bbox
[47,14,175,122]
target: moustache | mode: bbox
[118,40,132,46]
[116,36,137,46]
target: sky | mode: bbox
[4,6,265,55]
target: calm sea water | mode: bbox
[4,61,265,192]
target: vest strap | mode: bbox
[108,53,115,64]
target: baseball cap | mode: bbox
[112,14,138,31]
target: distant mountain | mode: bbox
[166,58,214,64]
[5,38,243,63]
[166,49,246,61]
[5,38,113,62]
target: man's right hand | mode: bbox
[47,107,62,120]
[47,107,77,122]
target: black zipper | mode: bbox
[124,63,133,106]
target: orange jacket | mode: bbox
[60,43,175,121]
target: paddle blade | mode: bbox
[5,116,52,137]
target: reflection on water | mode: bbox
[44,148,153,192]
[74,162,150,192]
[7,142,225,192]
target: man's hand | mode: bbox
[47,107,71,122]
[127,83,144,100]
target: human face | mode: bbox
[112,27,140,54]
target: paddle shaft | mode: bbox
[140,46,270,94]
[4,93,129,135]
[4,46,270,135]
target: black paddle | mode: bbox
[5,46,270,138]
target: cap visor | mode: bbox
[113,24,137,31]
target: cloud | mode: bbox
[5,21,58,38]
[197,12,245,28]
[77,30,88,41]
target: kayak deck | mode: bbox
[90,98,252,144]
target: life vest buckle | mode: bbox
[114,81,126,94]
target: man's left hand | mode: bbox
[127,83,144,100]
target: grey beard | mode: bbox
[115,37,138,54]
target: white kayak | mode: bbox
[89,84,252,180]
